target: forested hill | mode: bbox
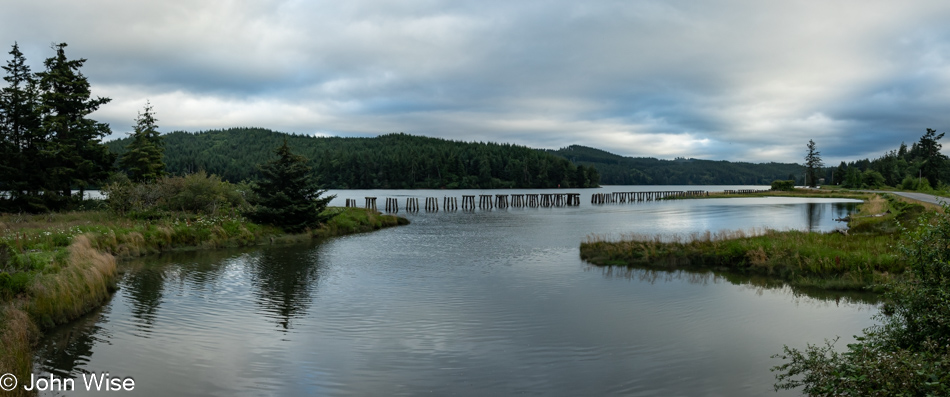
[105,128,600,189]
[548,145,803,185]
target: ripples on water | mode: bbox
[33,193,877,396]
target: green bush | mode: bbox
[771,180,795,191]
[774,205,950,395]
[104,171,249,216]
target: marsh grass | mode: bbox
[582,194,911,291]
[0,207,407,380]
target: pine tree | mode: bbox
[246,141,336,232]
[36,43,114,200]
[120,101,165,182]
[804,139,824,187]
[0,43,43,201]
[917,128,945,188]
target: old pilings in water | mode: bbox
[385,197,399,212]
[444,196,458,210]
[461,195,476,210]
[723,189,768,194]
[366,191,706,213]
[591,190,707,204]
[345,198,357,207]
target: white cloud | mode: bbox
[4,0,950,162]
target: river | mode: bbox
[32,187,877,396]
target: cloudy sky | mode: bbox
[3,0,949,163]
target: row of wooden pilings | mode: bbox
[351,194,582,212]
[723,189,769,194]
[349,191,710,212]
[591,190,708,204]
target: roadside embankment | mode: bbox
[581,194,925,292]
[0,207,406,395]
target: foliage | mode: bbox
[549,144,804,185]
[119,101,165,182]
[107,129,599,189]
[771,180,795,191]
[804,139,824,187]
[836,128,949,191]
[773,203,950,395]
[0,42,113,212]
[103,171,249,217]
[245,141,336,232]
[917,128,946,188]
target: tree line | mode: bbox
[548,145,804,185]
[831,128,947,190]
[106,129,602,190]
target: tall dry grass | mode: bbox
[26,235,117,328]
[0,305,35,397]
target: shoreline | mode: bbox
[581,192,926,293]
[0,207,408,396]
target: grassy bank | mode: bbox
[581,194,925,292]
[0,207,406,395]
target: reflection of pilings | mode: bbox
[345,198,357,207]
[385,197,399,213]
[443,196,458,211]
[461,195,476,210]
[405,197,419,212]
[495,194,509,208]
[479,194,493,209]
[365,197,377,210]
[511,194,525,207]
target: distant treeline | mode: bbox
[833,129,947,190]
[547,145,804,185]
[106,128,601,189]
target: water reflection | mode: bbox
[33,306,110,378]
[589,264,882,305]
[246,243,323,330]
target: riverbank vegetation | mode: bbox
[580,194,924,291]
[773,202,950,395]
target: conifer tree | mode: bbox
[120,101,165,182]
[804,139,824,187]
[36,43,114,199]
[0,42,43,200]
[246,141,336,232]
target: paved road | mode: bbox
[863,190,949,206]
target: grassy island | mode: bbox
[581,192,927,292]
[0,206,407,396]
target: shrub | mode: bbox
[774,204,950,395]
[771,180,795,191]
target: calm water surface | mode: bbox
[34,188,877,396]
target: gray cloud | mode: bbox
[3,0,950,163]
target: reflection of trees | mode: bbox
[33,305,109,378]
[588,264,881,305]
[123,268,165,334]
[247,243,324,330]
[804,203,824,231]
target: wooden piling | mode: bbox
[365,197,377,211]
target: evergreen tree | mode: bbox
[804,139,824,187]
[0,42,43,201]
[120,101,165,182]
[246,141,335,232]
[917,128,945,188]
[36,43,114,199]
